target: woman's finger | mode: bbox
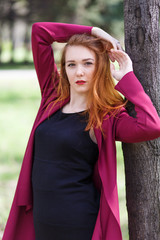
[110,63,116,77]
[110,49,129,63]
[108,52,115,62]
[116,41,123,50]
[109,51,125,67]
[111,41,121,50]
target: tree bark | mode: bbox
[123,1,160,240]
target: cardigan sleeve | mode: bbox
[114,71,160,143]
[31,22,92,98]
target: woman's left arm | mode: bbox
[111,50,160,143]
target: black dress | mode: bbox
[32,109,100,240]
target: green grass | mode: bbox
[0,70,128,240]
[0,71,40,239]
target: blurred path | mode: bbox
[0,69,39,90]
[0,69,37,82]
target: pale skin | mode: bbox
[62,27,133,143]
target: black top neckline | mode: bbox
[60,108,86,115]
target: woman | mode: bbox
[2,22,160,240]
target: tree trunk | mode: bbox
[123,1,160,240]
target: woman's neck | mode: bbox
[62,91,88,113]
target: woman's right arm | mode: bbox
[31,22,92,98]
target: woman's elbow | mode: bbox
[32,23,40,35]
[152,125,160,139]
[146,119,160,140]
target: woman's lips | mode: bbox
[76,80,86,85]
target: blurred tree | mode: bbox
[73,0,124,36]
[0,0,31,63]
[0,21,2,63]
[8,0,16,63]
[29,0,124,36]
[123,0,160,239]
[0,0,124,63]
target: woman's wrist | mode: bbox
[91,27,122,51]
[91,27,112,42]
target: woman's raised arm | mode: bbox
[114,71,160,142]
[107,50,160,142]
[31,22,92,98]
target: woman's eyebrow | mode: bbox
[66,58,95,63]
[82,58,95,61]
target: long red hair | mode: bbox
[49,33,127,132]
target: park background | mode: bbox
[0,0,129,239]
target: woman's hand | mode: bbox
[109,49,133,81]
[91,27,133,81]
[91,27,122,51]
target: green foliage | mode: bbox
[36,0,125,37]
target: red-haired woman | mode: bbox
[2,22,160,240]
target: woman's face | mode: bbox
[65,45,96,95]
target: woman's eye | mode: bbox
[68,63,75,67]
[85,62,93,66]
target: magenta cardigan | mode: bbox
[2,22,160,240]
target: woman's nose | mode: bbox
[76,65,84,76]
